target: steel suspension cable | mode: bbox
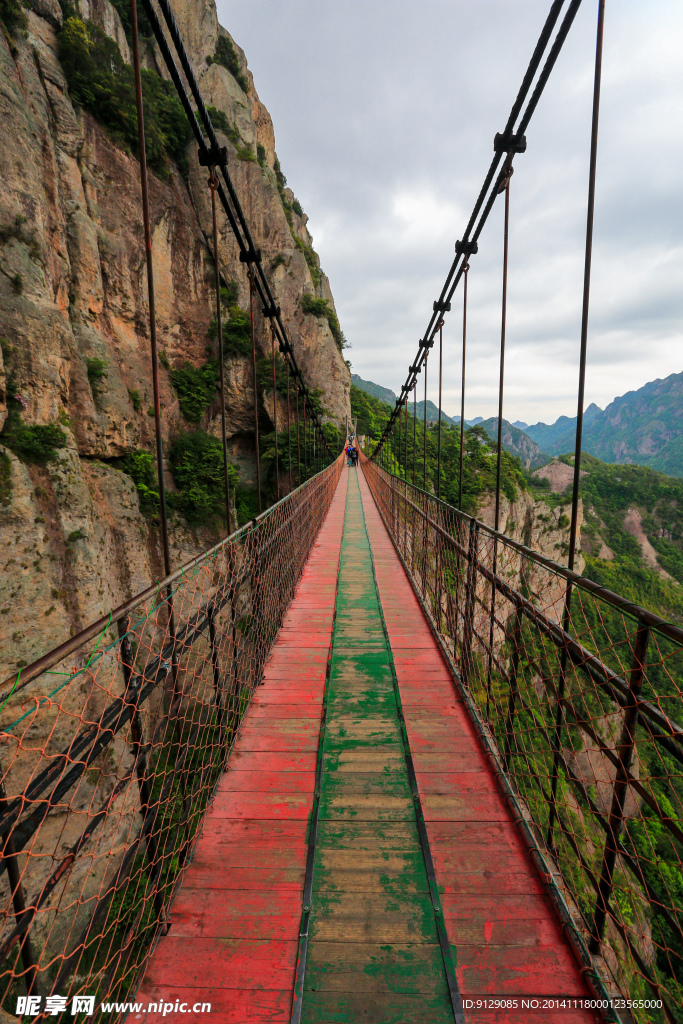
[412,384,417,486]
[494,174,512,535]
[271,323,280,500]
[130,1,172,577]
[295,383,301,486]
[458,263,469,511]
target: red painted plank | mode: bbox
[141,936,298,989]
[182,863,305,891]
[210,788,313,820]
[220,770,315,794]
[248,702,323,719]
[168,889,302,940]
[228,750,317,772]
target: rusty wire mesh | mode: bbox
[0,456,342,1016]
[363,454,683,1024]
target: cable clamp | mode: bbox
[262,303,280,319]
[455,239,478,256]
[433,299,451,313]
[198,145,228,167]
[419,336,434,351]
[239,248,262,264]
[493,130,526,154]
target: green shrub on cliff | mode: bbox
[0,0,27,40]
[256,352,288,397]
[120,450,159,517]
[208,304,252,357]
[170,361,218,422]
[207,106,240,146]
[301,294,346,351]
[59,16,191,175]
[1,376,68,465]
[207,36,248,94]
[168,431,238,527]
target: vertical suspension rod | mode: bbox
[458,264,469,511]
[437,321,443,499]
[548,0,606,847]
[208,167,232,528]
[271,324,280,500]
[494,176,511,535]
[130,0,171,577]
[249,269,262,513]
[423,354,428,490]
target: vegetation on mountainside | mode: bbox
[171,362,218,423]
[272,157,322,288]
[0,373,67,466]
[59,16,192,175]
[207,35,248,94]
[86,357,107,400]
[167,431,238,527]
[208,302,252,358]
[301,294,346,352]
[207,106,240,146]
[119,450,159,517]
[257,352,288,397]
[0,0,27,41]
[523,371,683,478]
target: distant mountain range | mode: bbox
[353,370,683,478]
[477,418,549,470]
[520,372,683,478]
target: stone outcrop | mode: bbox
[0,0,350,681]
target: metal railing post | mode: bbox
[590,621,649,952]
[461,518,479,689]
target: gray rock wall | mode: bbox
[0,0,350,681]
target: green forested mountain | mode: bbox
[524,403,602,452]
[478,417,549,469]
[351,374,397,407]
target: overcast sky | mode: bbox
[216,0,682,425]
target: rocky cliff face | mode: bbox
[0,0,350,681]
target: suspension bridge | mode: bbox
[1,1,682,1022]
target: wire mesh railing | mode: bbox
[363,455,683,1024]
[0,456,342,1018]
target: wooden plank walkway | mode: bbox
[137,464,601,1024]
